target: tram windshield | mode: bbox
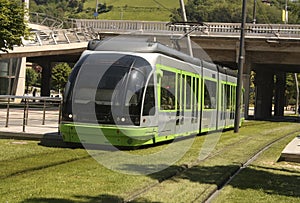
[63,53,152,125]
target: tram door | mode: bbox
[219,82,228,129]
[175,72,200,135]
[201,78,218,131]
[157,68,177,136]
[175,72,184,134]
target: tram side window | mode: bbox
[204,80,217,109]
[225,84,231,109]
[230,85,236,119]
[177,74,182,111]
[186,75,192,109]
[160,70,176,110]
[143,76,155,116]
[231,86,236,110]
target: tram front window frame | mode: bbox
[64,53,153,126]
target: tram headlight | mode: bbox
[66,113,76,121]
[62,113,74,122]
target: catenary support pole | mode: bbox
[295,73,299,114]
[179,0,193,57]
[253,0,257,24]
[234,0,247,133]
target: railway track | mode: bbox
[123,127,300,202]
[1,121,299,202]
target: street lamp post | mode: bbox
[285,0,288,24]
[94,0,99,19]
[253,0,257,24]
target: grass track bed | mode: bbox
[1,121,300,202]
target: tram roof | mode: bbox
[87,37,202,66]
[87,37,236,76]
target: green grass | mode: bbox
[213,127,300,203]
[82,0,184,21]
[134,121,300,202]
[1,121,300,202]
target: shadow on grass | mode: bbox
[18,164,300,202]
[39,133,119,151]
[122,163,300,199]
[21,194,124,203]
[21,194,156,203]
[180,165,300,198]
[39,133,81,149]
[229,166,300,197]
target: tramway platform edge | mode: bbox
[0,127,61,141]
[280,135,300,163]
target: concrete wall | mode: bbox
[15,57,26,97]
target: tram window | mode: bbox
[221,84,224,109]
[181,74,185,112]
[196,78,200,106]
[230,86,236,119]
[225,84,231,109]
[186,75,192,109]
[143,76,155,116]
[232,86,236,110]
[160,70,176,110]
[192,77,199,120]
[193,77,199,106]
[204,80,217,109]
[177,73,182,111]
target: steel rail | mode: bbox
[203,130,300,202]
[123,128,300,203]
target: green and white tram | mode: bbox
[60,38,243,146]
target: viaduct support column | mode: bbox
[254,68,274,119]
[274,72,286,116]
[243,62,251,119]
[40,61,52,97]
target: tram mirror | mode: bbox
[156,69,163,79]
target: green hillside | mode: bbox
[80,0,184,21]
[30,0,299,23]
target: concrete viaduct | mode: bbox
[0,19,299,119]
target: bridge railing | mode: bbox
[24,18,300,47]
[74,19,300,39]
[24,27,97,46]
[29,13,64,29]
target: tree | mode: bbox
[25,68,38,93]
[0,0,30,52]
[170,0,300,24]
[51,63,71,93]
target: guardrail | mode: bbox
[25,27,97,46]
[24,17,300,47]
[0,95,62,133]
[27,13,98,46]
[29,13,64,29]
[74,19,300,39]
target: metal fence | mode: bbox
[0,95,62,133]
[74,19,300,39]
[26,14,300,48]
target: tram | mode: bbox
[60,38,244,146]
